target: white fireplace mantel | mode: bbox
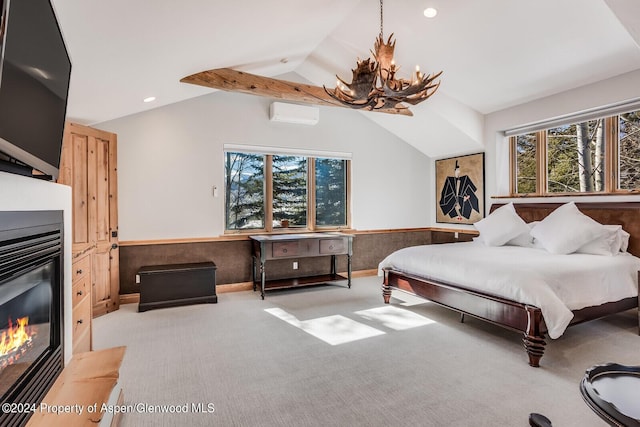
[0,171,73,364]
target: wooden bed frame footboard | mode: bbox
[382,268,547,367]
[382,269,638,367]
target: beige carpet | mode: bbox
[93,276,638,426]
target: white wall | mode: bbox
[0,172,73,364]
[97,88,432,241]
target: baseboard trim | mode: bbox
[350,269,378,278]
[119,293,140,305]
[118,269,378,305]
[217,281,254,293]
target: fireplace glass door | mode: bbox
[0,210,64,427]
[0,261,53,399]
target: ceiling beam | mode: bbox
[180,68,412,116]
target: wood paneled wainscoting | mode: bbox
[118,228,476,301]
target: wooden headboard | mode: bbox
[490,202,640,257]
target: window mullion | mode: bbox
[605,116,617,193]
[308,158,316,231]
[509,136,516,195]
[346,160,352,228]
[537,130,547,195]
[265,154,273,232]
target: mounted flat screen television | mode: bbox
[0,0,71,180]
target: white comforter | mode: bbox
[378,242,640,339]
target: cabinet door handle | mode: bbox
[76,290,83,296]
[77,319,83,325]
[76,269,83,274]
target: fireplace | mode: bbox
[0,211,64,427]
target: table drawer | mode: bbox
[319,238,347,254]
[72,295,91,340]
[72,253,91,283]
[272,241,300,257]
[72,276,90,307]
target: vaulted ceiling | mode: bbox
[52,0,640,157]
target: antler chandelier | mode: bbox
[324,0,442,113]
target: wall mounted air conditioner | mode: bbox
[269,102,319,125]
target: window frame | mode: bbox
[509,115,637,196]
[224,151,351,234]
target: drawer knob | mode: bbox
[329,245,334,250]
[76,269,83,275]
[283,248,288,253]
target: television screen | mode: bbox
[0,0,71,180]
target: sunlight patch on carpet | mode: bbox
[355,306,436,330]
[390,291,431,307]
[265,308,385,345]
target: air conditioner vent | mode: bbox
[269,102,319,125]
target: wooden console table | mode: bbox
[250,233,353,299]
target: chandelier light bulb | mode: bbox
[413,65,422,84]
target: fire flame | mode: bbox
[0,317,35,366]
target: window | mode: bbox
[618,111,640,190]
[315,158,348,227]
[514,132,537,194]
[272,155,307,228]
[224,150,350,232]
[546,119,605,193]
[510,109,640,195]
[225,152,264,230]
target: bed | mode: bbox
[380,202,640,367]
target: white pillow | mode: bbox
[474,203,530,246]
[576,234,616,256]
[607,225,630,253]
[618,228,630,253]
[577,225,630,255]
[530,202,605,254]
[505,221,539,247]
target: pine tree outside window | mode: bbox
[514,133,537,195]
[224,150,350,232]
[618,111,640,191]
[225,152,265,230]
[272,155,307,228]
[315,158,348,227]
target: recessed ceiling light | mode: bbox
[423,7,437,18]
[143,96,156,103]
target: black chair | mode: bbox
[529,413,552,427]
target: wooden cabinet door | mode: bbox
[88,131,120,316]
[59,123,120,317]
[59,130,91,252]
